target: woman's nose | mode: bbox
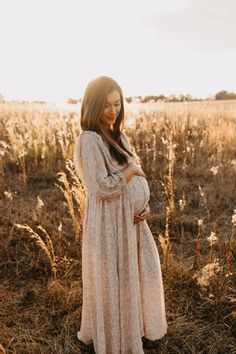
[109,106,116,113]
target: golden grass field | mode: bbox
[0,100,236,353]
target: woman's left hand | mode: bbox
[133,204,151,224]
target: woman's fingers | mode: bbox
[140,210,148,217]
[134,165,147,178]
[134,215,142,223]
[133,204,151,224]
[133,212,150,224]
[140,206,150,218]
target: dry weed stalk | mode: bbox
[0,343,6,354]
[163,133,176,217]
[0,140,10,183]
[14,223,58,279]
[192,218,204,270]
[226,209,236,274]
[57,130,70,159]
[178,194,186,243]
[159,206,171,271]
[56,159,85,238]
[198,185,210,219]
[226,242,233,275]
[65,159,86,221]
[33,195,45,221]
[18,149,27,185]
[207,231,218,262]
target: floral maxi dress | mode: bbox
[73,130,168,354]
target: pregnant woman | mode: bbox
[73,76,168,354]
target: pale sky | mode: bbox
[0,0,236,102]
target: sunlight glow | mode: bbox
[0,0,235,102]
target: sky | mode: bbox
[0,0,236,102]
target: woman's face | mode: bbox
[100,89,121,131]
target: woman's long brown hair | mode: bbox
[80,75,135,165]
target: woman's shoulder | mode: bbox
[80,130,128,138]
[75,130,104,151]
[76,130,130,149]
[80,130,100,136]
[77,130,102,142]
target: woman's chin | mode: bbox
[107,118,116,124]
[103,119,116,129]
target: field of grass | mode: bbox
[0,100,236,353]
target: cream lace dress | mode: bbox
[73,130,168,354]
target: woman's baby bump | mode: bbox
[128,175,150,215]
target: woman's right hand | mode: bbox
[122,162,146,183]
[133,164,146,178]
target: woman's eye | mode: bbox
[105,103,120,108]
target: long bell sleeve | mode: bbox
[73,131,127,200]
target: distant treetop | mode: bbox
[215,90,236,100]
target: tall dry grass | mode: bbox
[0,100,236,353]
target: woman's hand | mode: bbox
[133,204,151,224]
[134,164,146,178]
[121,162,146,183]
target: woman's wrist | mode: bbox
[128,162,138,175]
[127,161,136,167]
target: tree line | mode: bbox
[1,90,236,104]
[125,90,236,103]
